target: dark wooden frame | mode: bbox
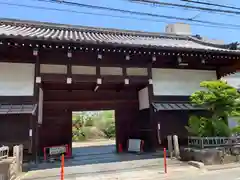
[0,34,240,156]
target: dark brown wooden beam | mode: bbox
[0,45,229,70]
[41,73,67,83]
[72,74,97,83]
[147,63,153,79]
[67,51,73,91]
[38,71,150,87]
[44,100,138,105]
[67,51,72,78]
[152,95,190,102]
[128,76,149,84]
[29,115,34,154]
[0,96,35,103]
[0,39,239,67]
[1,41,234,71]
[116,62,128,92]
[102,75,124,84]
[95,54,101,92]
[33,48,40,163]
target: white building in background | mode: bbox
[222,73,240,129]
[222,73,240,89]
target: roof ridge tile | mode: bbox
[0,18,239,53]
[0,18,186,39]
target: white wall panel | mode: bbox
[72,66,96,75]
[40,64,67,74]
[222,72,240,88]
[127,68,148,76]
[0,63,35,96]
[152,68,217,95]
[228,117,238,129]
[100,67,122,75]
[138,87,150,110]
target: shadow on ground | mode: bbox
[25,144,167,171]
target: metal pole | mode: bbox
[61,154,65,180]
[163,148,167,173]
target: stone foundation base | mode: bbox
[180,147,240,165]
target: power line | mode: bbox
[181,0,240,11]
[127,0,240,15]
[29,0,240,28]
[123,0,238,18]
[1,1,240,30]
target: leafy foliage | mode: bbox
[190,80,240,117]
[102,121,116,139]
[186,80,240,137]
[72,110,116,141]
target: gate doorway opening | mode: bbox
[71,110,117,160]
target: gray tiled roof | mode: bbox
[0,104,37,115]
[152,102,204,111]
[0,18,239,53]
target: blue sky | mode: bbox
[0,0,239,43]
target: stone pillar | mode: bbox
[13,145,23,174]
[167,135,173,159]
[173,135,180,158]
[0,157,16,180]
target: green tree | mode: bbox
[72,110,116,141]
[186,80,240,137]
[94,110,116,138]
[72,113,86,141]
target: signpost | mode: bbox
[43,144,70,161]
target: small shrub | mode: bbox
[84,117,94,127]
[186,115,231,137]
[72,128,86,141]
[186,80,240,137]
[102,121,116,139]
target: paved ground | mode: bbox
[22,157,197,180]
[21,140,240,180]
[72,139,115,148]
[22,140,196,180]
[168,168,240,180]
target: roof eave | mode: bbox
[1,35,240,55]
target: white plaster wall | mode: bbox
[0,63,35,96]
[127,68,148,76]
[72,66,96,75]
[138,87,150,110]
[100,67,122,75]
[222,72,240,88]
[228,117,238,129]
[152,69,217,96]
[40,64,67,74]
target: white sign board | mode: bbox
[128,139,142,153]
[49,146,66,155]
[29,129,32,137]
